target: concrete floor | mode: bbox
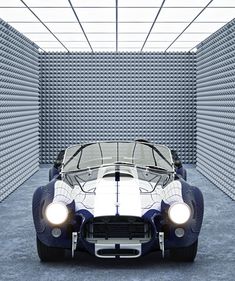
[0,164,234,281]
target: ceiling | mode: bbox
[0,0,234,52]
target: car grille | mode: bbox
[84,216,151,240]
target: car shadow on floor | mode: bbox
[42,250,196,270]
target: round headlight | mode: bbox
[168,202,191,224]
[45,202,68,225]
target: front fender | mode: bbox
[163,181,204,249]
[32,182,54,234]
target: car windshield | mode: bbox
[62,141,174,173]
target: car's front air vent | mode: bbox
[97,249,139,256]
[84,216,151,241]
[103,172,133,178]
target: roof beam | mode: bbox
[68,0,93,52]
[20,0,69,52]
[140,0,166,51]
[164,0,214,51]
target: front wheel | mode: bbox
[170,239,198,262]
[37,237,65,262]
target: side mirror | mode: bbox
[53,149,65,169]
[54,159,62,169]
[174,160,182,168]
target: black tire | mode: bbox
[37,237,65,262]
[182,168,187,181]
[49,168,54,181]
[170,239,198,262]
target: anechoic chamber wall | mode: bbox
[0,20,39,201]
[196,19,235,200]
[39,52,196,164]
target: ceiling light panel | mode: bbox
[54,33,88,41]
[24,0,70,7]
[118,47,141,51]
[166,47,191,52]
[118,41,143,48]
[0,8,37,22]
[81,23,115,33]
[176,33,210,42]
[118,33,147,41]
[26,33,58,41]
[0,0,24,7]
[145,41,171,48]
[45,22,83,33]
[9,22,49,33]
[71,0,115,7]
[93,47,116,51]
[119,23,152,33]
[170,41,200,48]
[87,33,116,41]
[164,0,211,7]
[157,8,202,22]
[210,0,235,7]
[68,49,92,52]
[39,41,66,48]
[43,47,69,51]
[118,0,163,7]
[152,22,190,33]
[61,41,90,48]
[74,8,115,22]
[30,8,76,22]
[195,8,235,22]
[118,7,159,22]
[148,33,182,41]
[186,22,227,33]
[89,41,115,48]
[144,48,166,52]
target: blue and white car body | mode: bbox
[33,141,203,262]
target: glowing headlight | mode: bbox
[168,202,191,224]
[45,202,68,225]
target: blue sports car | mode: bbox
[33,140,204,262]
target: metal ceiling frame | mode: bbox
[140,0,166,51]
[1,6,232,9]
[20,0,69,52]
[67,0,93,52]
[164,0,214,51]
[116,0,118,52]
[2,0,232,52]
[6,21,228,24]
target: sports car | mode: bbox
[32,140,204,262]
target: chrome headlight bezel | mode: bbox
[168,202,191,225]
[45,202,69,225]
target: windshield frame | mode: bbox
[61,140,175,173]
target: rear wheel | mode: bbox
[37,237,65,262]
[170,239,198,262]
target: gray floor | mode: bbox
[0,165,234,281]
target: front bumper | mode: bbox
[36,208,202,259]
[71,230,165,258]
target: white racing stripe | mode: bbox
[118,178,141,217]
[94,166,142,217]
[94,177,117,217]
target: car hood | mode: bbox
[52,166,184,217]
